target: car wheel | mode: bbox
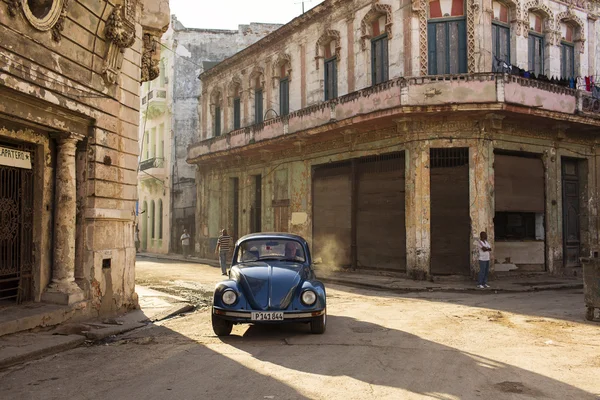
[212,312,233,336]
[310,309,326,334]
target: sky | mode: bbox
[170,0,325,30]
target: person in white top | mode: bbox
[477,231,492,289]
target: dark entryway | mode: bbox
[562,158,580,267]
[230,178,239,240]
[430,148,470,275]
[356,153,406,271]
[250,175,262,233]
[0,140,35,303]
[312,162,352,268]
[312,152,406,271]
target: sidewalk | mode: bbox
[136,252,583,294]
[0,285,193,370]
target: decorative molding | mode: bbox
[141,33,160,83]
[227,76,242,105]
[417,0,428,75]
[7,0,21,17]
[248,66,265,90]
[467,0,478,73]
[102,2,137,85]
[314,30,341,70]
[360,3,393,51]
[523,1,555,39]
[7,0,70,42]
[272,53,292,82]
[556,11,586,53]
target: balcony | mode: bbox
[139,157,166,176]
[188,73,600,163]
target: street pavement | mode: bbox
[0,257,597,400]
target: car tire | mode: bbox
[212,312,233,336]
[310,309,326,334]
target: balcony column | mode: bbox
[405,138,431,280]
[42,133,85,305]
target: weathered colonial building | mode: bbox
[137,17,281,255]
[0,0,169,333]
[188,0,600,280]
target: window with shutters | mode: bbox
[427,0,467,75]
[279,78,289,116]
[492,1,510,70]
[233,97,241,130]
[214,106,221,136]
[371,34,389,85]
[324,57,337,101]
[560,24,575,79]
[528,13,544,75]
[255,89,263,124]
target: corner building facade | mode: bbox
[188,0,600,280]
[0,0,169,325]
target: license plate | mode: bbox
[251,312,284,321]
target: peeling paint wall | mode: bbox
[0,0,170,316]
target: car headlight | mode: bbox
[301,290,317,306]
[222,289,237,306]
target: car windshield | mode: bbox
[236,239,306,263]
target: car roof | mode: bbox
[235,232,308,246]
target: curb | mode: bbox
[84,322,148,341]
[320,277,583,294]
[137,253,220,268]
[0,335,85,370]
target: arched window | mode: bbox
[427,0,467,75]
[492,1,511,69]
[228,78,242,131]
[361,5,391,86]
[210,89,223,137]
[316,31,341,100]
[528,12,545,75]
[248,67,265,124]
[273,54,291,117]
[557,12,585,80]
[149,200,155,240]
[524,3,554,77]
[158,199,163,240]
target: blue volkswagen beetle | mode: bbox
[211,233,327,336]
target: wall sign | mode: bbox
[0,146,32,169]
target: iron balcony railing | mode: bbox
[139,157,165,171]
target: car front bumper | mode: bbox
[213,308,325,323]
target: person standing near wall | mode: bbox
[181,228,191,258]
[215,229,233,275]
[134,225,141,254]
[477,231,492,289]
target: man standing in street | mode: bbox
[215,229,233,275]
[134,225,141,253]
[181,229,191,258]
[477,231,492,289]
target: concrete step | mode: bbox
[0,301,85,338]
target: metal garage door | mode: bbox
[356,153,406,271]
[430,148,470,275]
[312,162,352,268]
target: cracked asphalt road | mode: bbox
[0,259,598,399]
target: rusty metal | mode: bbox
[0,141,35,303]
[430,147,469,168]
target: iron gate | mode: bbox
[0,141,35,303]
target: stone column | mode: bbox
[543,147,562,274]
[469,136,495,278]
[42,134,85,305]
[405,140,431,280]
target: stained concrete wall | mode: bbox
[195,117,599,278]
[0,0,169,314]
[169,17,281,252]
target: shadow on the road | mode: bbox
[326,282,596,325]
[221,315,598,399]
[0,324,310,400]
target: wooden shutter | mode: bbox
[428,23,437,74]
[255,90,263,124]
[382,36,389,81]
[279,78,289,116]
[457,19,467,73]
[233,98,241,130]
[215,106,221,136]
